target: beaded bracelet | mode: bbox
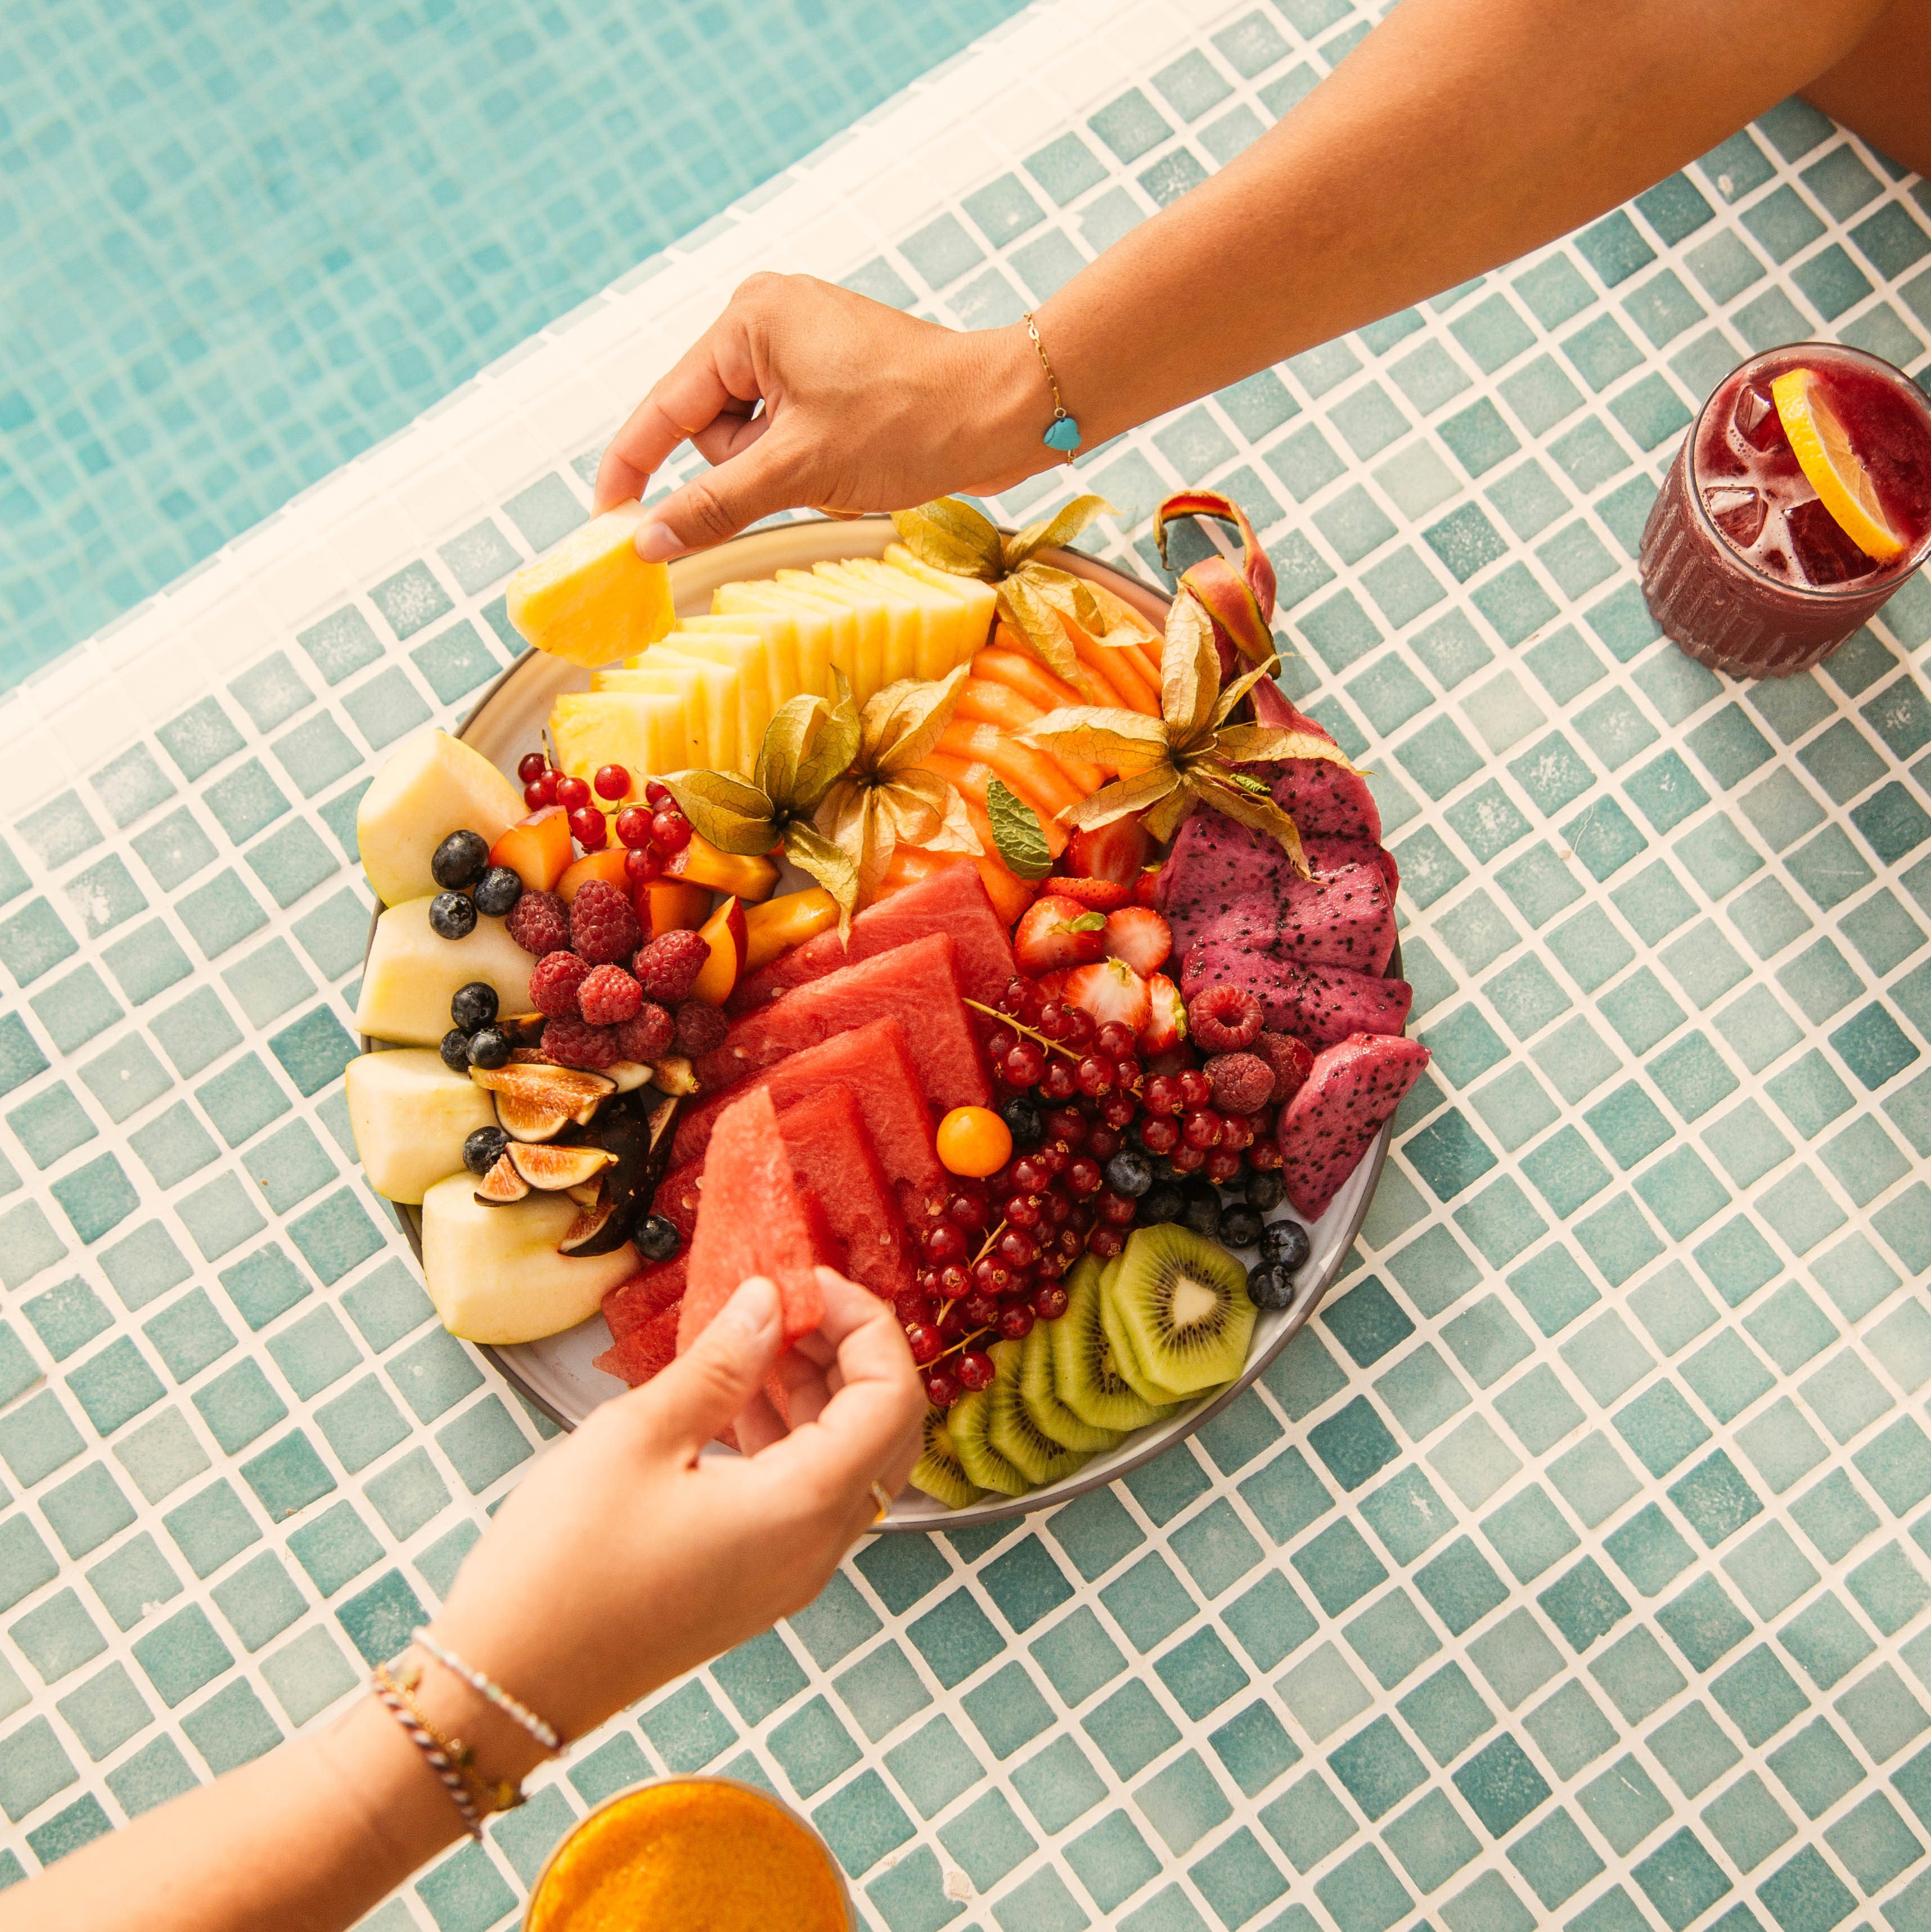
[371,1662,487,1841]
[412,1628,561,1753]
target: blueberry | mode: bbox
[1221,1205,1264,1249]
[1140,1182,1183,1225]
[450,982,499,1032]
[1262,1219,1311,1270]
[463,1126,509,1176]
[1246,1261,1295,1310]
[1180,1178,1221,1238]
[1105,1148,1153,1197]
[429,891,478,940]
[1000,1095,1045,1149]
[472,866,524,918]
[1245,1170,1285,1212]
[439,1028,472,1075]
[431,830,490,891]
[638,1215,681,1262]
[466,1027,511,1070]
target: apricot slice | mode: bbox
[489,808,574,893]
[661,832,778,903]
[557,848,629,902]
[743,888,839,972]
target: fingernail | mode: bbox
[721,1276,780,1340]
[633,519,686,564]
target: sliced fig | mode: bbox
[607,1059,654,1094]
[555,1091,685,1259]
[558,1197,620,1255]
[507,1142,618,1190]
[565,1180,604,1208]
[651,1054,699,1097]
[474,1152,530,1205]
[498,1012,548,1046]
[472,1062,615,1142]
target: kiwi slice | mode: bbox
[985,1341,1089,1487]
[949,1383,1030,1495]
[1052,1256,1177,1434]
[1020,1318,1123,1454]
[1101,1225,1255,1403]
[910,1408,985,1511]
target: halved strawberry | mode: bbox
[1135,864,1163,908]
[1014,894,1108,976]
[1062,958,1151,1035]
[1103,906,1171,976]
[1069,815,1150,885]
[1143,973,1187,1054]
[1054,875,1132,912]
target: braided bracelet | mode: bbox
[371,1662,486,1840]
[413,1628,561,1753]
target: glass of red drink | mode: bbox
[1640,342,1931,677]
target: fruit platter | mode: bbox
[348,488,1429,1526]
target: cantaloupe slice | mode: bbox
[589,666,707,771]
[550,690,685,798]
[882,545,998,666]
[685,608,819,705]
[717,579,862,706]
[345,1049,498,1203]
[356,730,526,909]
[356,897,536,1046]
[810,562,921,686]
[600,657,740,776]
[505,501,674,668]
[940,720,1083,822]
[652,635,770,759]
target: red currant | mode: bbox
[970,1256,1013,1297]
[905,1323,941,1365]
[947,1191,988,1229]
[1075,1055,1114,1098]
[1101,1094,1138,1130]
[1037,1140,1070,1176]
[956,1351,994,1392]
[1170,1143,1207,1172]
[1183,1108,1224,1149]
[651,810,691,852]
[1004,1194,1042,1229]
[1064,1008,1096,1050]
[1144,1075,1182,1116]
[1221,1114,1256,1151]
[1011,1157,1048,1193]
[1178,1068,1213,1108]
[984,1026,1018,1061]
[1087,1225,1126,1259]
[922,1222,966,1264]
[593,763,631,801]
[525,772,559,808]
[615,806,654,850]
[997,1305,1035,1341]
[1206,1148,1244,1184]
[1003,1042,1046,1089]
[998,1228,1038,1269]
[645,779,673,808]
[1039,1059,1078,1101]
[624,846,663,885]
[1140,1116,1180,1154]
[1055,1225,1086,1259]
[556,775,592,811]
[938,1303,968,1341]
[925,1368,961,1407]
[517,752,548,784]
[1113,1056,1141,1091]
[1097,1021,1136,1059]
[569,806,608,849]
[1066,1157,1104,1196]
[1045,1107,1086,1146]
[1033,1283,1070,1320]
[1099,1188,1138,1226]
[1035,1252,1069,1283]
[1247,1138,1284,1171]
[961,1291,998,1327]
[1036,1001,1070,1040]
[938,1263,970,1297]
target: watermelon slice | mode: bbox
[592,1304,681,1387]
[678,1086,836,1353]
[653,1084,914,1300]
[671,1017,948,1221]
[727,863,1016,1014]
[601,1254,688,1341]
[695,932,988,1112]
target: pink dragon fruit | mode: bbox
[1270,758,1383,843]
[1278,1033,1432,1220]
[1181,944,1413,1047]
[1186,862,1395,974]
[1303,835,1399,895]
[1156,810,1302,962]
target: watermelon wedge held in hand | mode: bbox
[678,1086,835,1353]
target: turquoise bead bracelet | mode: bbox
[1024,311,1081,460]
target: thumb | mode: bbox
[633,437,803,561]
[640,1277,784,1452]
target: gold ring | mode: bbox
[868,1481,894,1524]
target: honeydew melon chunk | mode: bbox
[776,568,888,700]
[597,659,741,776]
[355,896,535,1048]
[345,1049,497,1203]
[687,608,827,703]
[882,545,999,667]
[356,730,526,909]
[591,666,709,772]
[421,1174,640,1344]
[550,690,686,797]
[810,561,924,686]
[505,501,675,668]
[836,557,960,681]
[652,635,770,764]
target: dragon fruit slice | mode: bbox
[1156,810,1302,961]
[1186,862,1395,973]
[1278,1033,1431,1220]
[1181,943,1412,1047]
[1270,758,1383,843]
[1303,835,1399,895]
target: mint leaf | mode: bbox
[987,776,1054,882]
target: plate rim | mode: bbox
[362,511,1396,1530]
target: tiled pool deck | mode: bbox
[2,2,1931,1928]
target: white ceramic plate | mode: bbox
[385,514,1397,1529]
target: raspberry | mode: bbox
[541,1016,618,1070]
[616,1003,675,1062]
[578,964,642,1027]
[1205,1051,1273,1116]
[529,950,592,1018]
[1189,983,1263,1051]
[1252,1030,1315,1106]
[633,928,710,1004]
[507,889,568,956]
[570,879,640,965]
[674,1001,728,1055]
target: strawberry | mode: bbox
[1069,815,1150,885]
[1013,894,1108,976]
[1143,973,1187,1054]
[1062,958,1151,1034]
[1135,864,1163,908]
[1102,906,1171,976]
[1053,875,1132,911]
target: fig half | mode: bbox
[507,1142,617,1191]
[556,1091,683,1258]
[472,1062,615,1143]
[474,1151,531,1205]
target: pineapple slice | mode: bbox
[834,557,961,681]
[686,608,826,703]
[812,561,925,685]
[506,502,674,668]
[780,568,891,697]
[882,544,998,667]
[604,654,742,775]
[550,691,685,793]
[651,635,771,762]
[720,578,866,704]
[591,666,710,774]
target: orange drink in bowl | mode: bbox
[525,1777,852,1931]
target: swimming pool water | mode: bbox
[0,0,1033,692]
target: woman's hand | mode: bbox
[593,273,1054,558]
[425,1268,924,1745]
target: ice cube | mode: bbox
[1732,381,1784,452]
[1705,486,1766,548]
[1786,498,1876,586]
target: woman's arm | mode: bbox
[0,1273,922,1932]
[598,0,1900,551]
